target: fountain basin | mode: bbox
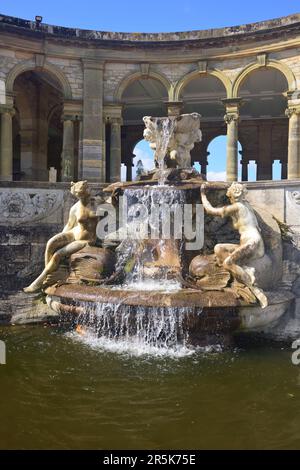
[46,284,239,308]
[238,290,294,330]
[45,284,293,346]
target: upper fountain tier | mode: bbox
[143,113,202,171]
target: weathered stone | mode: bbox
[68,246,116,282]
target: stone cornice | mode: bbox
[1,12,300,49]
[1,27,300,65]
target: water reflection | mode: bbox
[0,325,300,450]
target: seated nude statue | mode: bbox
[24,181,98,293]
[201,182,267,308]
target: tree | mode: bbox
[136,159,145,178]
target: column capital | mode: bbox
[285,106,300,118]
[62,114,79,122]
[222,98,242,125]
[104,104,123,123]
[0,105,15,116]
[284,90,300,100]
[109,116,123,125]
[224,112,239,124]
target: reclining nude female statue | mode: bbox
[200,182,268,308]
[24,180,98,293]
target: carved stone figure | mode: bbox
[24,181,99,293]
[143,113,201,169]
[200,182,268,308]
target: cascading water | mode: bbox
[153,117,176,185]
[72,185,198,355]
[116,185,186,289]
[74,301,194,356]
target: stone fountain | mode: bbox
[24,112,294,348]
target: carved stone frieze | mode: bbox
[0,189,63,225]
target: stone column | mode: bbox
[0,106,14,181]
[78,118,83,180]
[223,99,241,182]
[200,151,209,177]
[82,60,105,182]
[281,160,287,180]
[126,160,133,181]
[102,120,107,182]
[224,113,239,182]
[240,156,248,181]
[61,116,75,182]
[110,117,122,182]
[286,106,300,179]
[165,101,183,117]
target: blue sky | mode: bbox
[2,1,290,180]
[1,1,299,32]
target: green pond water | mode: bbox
[0,324,300,450]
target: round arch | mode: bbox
[6,60,72,99]
[47,103,63,123]
[232,60,296,97]
[174,69,232,101]
[114,70,172,101]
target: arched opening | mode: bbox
[179,74,227,177]
[238,67,288,181]
[200,135,242,181]
[47,106,63,182]
[12,69,63,181]
[132,139,155,180]
[120,77,168,181]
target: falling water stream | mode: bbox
[75,302,192,357]
[116,186,185,287]
[153,117,176,185]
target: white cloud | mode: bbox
[207,171,226,181]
